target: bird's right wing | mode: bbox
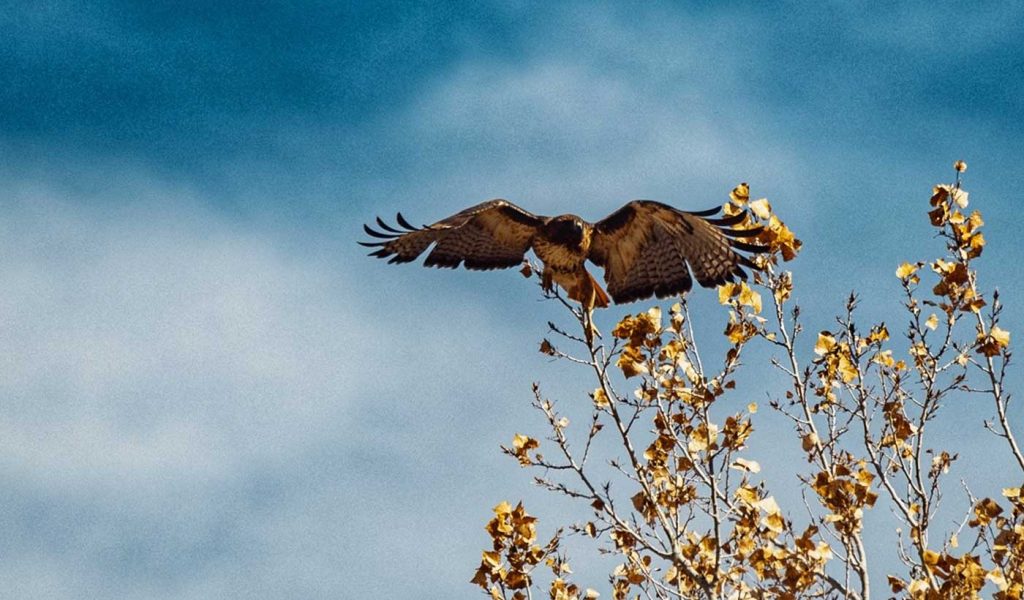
[589,200,766,304]
[360,200,546,270]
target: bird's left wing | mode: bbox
[360,199,546,270]
[589,200,766,304]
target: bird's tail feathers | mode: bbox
[591,274,611,308]
[571,271,610,309]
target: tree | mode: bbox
[470,162,1023,600]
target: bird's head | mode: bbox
[545,215,588,248]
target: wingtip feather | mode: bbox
[730,240,770,253]
[375,216,403,233]
[395,212,417,230]
[363,223,399,239]
[706,212,748,227]
[720,225,764,238]
[685,206,723,217]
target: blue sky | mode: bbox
[2,1,1024,598]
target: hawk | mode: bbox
[360,200,766,309]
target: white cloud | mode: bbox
[0,169,554,599]
[0,181,367,490]
[401,50,806,212]
[0,174,383,595]
[322,5,812,225]
[5,4,1024,598]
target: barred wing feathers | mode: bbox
[360,200,546,270]
[589,201,766,304]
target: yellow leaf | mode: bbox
[812,541,833,561]
[718,282,737,305]
[966,297,987,313]
[925,314,938,331]
[722,200,743,217]
[773,271,793,304]
[749,198,772,220]
[730,182,750,206]
[971,497,1003,526]
[838,355,858,383]
[592,388,610,408]
[747,402,758,414]
[895,262,920,280]
[617,345,646,378]
[951,187,969,208]
[814,332,836,356]
[493,501,513,516]
[967,232,985,259]
[724,319,756,345]
[954,160,967,173]
[867,324,890,344]
[887,575,906,593]
[761,214,802,261]
[756,495,781,515]
[874,349,895,367]
[977,326,1011,357]
[988,569,1007,591]
[738,283,762,314]
[735,485,759,506]
[687,422,719,453]
[483,550,502,568]
[732,457,762,473]
[471,566,489,587]
[511,436,539,466]
[647,306,662,328]
[664,565,679,583]
[761,509,784,533]
[968,210,984,230]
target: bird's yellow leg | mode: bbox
[583,306,601,344]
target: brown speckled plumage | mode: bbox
[361,199,766,308]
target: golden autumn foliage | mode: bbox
[473,164,1022,600]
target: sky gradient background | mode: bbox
[3,2,1024,598]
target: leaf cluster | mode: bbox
[473,163,1022,600]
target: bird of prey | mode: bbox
[360,199,766,309]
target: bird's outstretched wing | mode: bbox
[360,200,547,270]
[589,201,766,304]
